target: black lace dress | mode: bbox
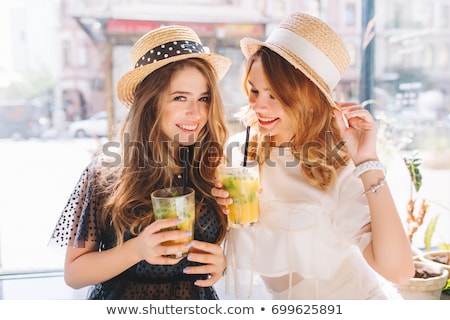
[49,161,224,300]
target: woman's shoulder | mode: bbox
[79,156,117,188]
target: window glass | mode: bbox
[345,3,356,26]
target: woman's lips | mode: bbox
[258,116,279,126]
[176,123,198,133]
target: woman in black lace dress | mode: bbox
[49,25,231,299]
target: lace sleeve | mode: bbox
[48,162,101,249]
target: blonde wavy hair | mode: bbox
[98,58,229,246]
[242,47,350,190]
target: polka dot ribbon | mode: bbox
[135,40,205,68]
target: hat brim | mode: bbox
[117,53,231,108]
[240,37,338,109]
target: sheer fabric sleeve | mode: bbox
[332,163,372,252]
[48,162,101,249]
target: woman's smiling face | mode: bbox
[159,66,210,145]
[247,57,294,146]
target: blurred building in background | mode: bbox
[1,0,449,139]
[376,0,450,119]
[1,0,361,137]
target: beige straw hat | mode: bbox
[240,12,350,108]
[117,25,232,108]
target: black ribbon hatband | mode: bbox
[135,40,205,68]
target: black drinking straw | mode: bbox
[243,126,250,167]
[180,146,189,194]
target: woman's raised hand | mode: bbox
[333,101,379,165]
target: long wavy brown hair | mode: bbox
[242,47,350,190]
[98,58,229,246]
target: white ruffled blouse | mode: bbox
[224,135,394,299]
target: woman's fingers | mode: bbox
[334,102,376,131]
[138,219,192,264]
[211,186,232,214]
[148,218,181,232]
[333,108,348,132]
[211,186,230,200]
[183,240,226,287]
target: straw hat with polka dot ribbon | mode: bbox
[240,12,350,109]
[117,25,232,108]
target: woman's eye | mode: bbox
[199,96,210,102]
[250,89,258,95]
[174,96,186,101]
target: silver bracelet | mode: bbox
[363,178,386,196]
[353,160,386,178]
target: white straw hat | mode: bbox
[240,12,350,108]
[117,25,232,108]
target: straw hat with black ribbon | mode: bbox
[117,25,232,108]
[240,12,350,109]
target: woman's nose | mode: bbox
[186,101,202,119]
[251,95,268,112]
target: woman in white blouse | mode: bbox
[212,12,414,299]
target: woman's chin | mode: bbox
[172,132,197,145]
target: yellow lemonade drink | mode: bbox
[151,187,195,258]
[218,165,260,228]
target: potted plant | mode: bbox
[419,249,450,298]
[419,250,450,277]
[395,152,449,299]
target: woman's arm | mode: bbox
[64,218,191,289]
[335,102,415,284]
[359,169,415,284]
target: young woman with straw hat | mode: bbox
[49,25,232,299]
[213,12,414,299]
